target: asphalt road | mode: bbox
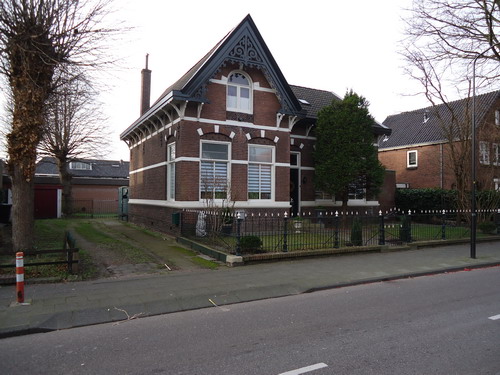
[1,267,499,375]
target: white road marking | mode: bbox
[278,363,328,375]
[488,314,500,321]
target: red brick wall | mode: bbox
[72,185,121,201]
[378,170,396,212]
[378,143,455,189]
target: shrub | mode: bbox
[478,221,496,235]
[395,188,457,212]
[350,218,363,246]
[240,235,263,253]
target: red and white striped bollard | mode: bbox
[16,252,24,303]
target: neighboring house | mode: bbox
[378,91,500,190]
[120,15,392,234]
[34,157,129,218]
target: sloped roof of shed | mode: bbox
[35,157,129,179]
[379,91,499,149]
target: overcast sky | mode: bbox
[3,0,433,161]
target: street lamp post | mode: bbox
[471,42,500,259]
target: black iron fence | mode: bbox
[181,209,500,255]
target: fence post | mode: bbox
[235,212,242,256]
[378,210,385,245]
[334,211,340,248]
[283,211,288,252]
[496,209,500,235]
[441,209,446,240]
[16,252,24,303]
[407,209,412,243]
[67,232,74,274]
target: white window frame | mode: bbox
[493,143,500,166]
[200,141,231,201]
[69,161,92,170]
[407,150,418,168]
[480,141,490,165]
[167,143,176,200]
[226,71,253,114]
[248,144,274,200]
[495,110,500,126]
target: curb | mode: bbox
[305,261,500,293]
[1,261,499,339]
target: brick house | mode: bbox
[34,157,129,218]
[378,90,500,190]
[120,15,392,234]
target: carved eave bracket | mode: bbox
[170,101,188,119]
[288,116,299,130]
[276,113,285,128]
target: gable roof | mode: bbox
[121,15,304,139]
[379,90,500,149]
[36,157,129,179]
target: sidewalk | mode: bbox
[0,240,499,338]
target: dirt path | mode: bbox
[72,220,218,279]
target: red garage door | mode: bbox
[34,188,58,219]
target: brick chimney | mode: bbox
[140,54,151,116]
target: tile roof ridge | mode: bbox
[387,89,499,118]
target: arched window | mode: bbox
[227,72,252,113]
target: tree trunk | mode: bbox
[10,165,35,252]
[56,159,72,216]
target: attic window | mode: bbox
[298,98,310,105]
[70,161,92,170]
[227,72,252,114]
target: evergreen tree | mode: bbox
[314,90,385,208]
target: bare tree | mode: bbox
[0,0,118,251]
[401,0,500,214]
[404,0,499,94]
[40,70,110,216]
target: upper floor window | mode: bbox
[495,110,500,126]
[70,161,91,170]
[227,72,252,113]
[407,150,418,168]
[200,142,230,200]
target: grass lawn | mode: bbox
[199,222,481,254]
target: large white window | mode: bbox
[167,143,176,200]
[200,142,229,200]
[227,72,252,113]
[480,141,490,165]
[407,150,418,168]
[248,145,273,200]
